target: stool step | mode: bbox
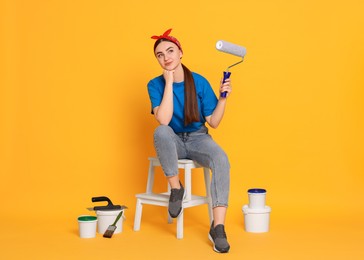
[136,192,169,202]
[136,192,210,208]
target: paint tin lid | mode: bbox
[78,215,97,222]
[248,188,266,194]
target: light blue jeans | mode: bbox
[153,125,230,208]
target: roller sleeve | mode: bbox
[216,40,246,58]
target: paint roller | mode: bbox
[216,40,247,97]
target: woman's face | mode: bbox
[154,41,182,71]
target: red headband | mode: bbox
[151,28,182,51]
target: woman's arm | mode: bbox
[205,78,232,129]
[153,70,175,125]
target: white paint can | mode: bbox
[78,215,97,238]
[96,209,125,234]
[248,188,267,209]
[242,205,271,233]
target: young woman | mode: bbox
[147,29,232,253]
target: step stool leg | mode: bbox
[167,211,173,224]
[133,198,143,231]
[176,212,184,239]
[184,165,192,201]
[146,160,155,193]
[203,167,213,223]
[166,182,173,223]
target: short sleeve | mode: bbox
[147,78,163,114]
[199,76,218,117]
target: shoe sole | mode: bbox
[208,233,230,253]
[168,187,186,218]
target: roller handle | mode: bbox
[221,71,231,98]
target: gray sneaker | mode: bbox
[168,182,185,218]
[208,221,230,253]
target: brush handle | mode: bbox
[112,211,124,225]
[221,71,231,98]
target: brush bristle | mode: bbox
[103,226,116,238]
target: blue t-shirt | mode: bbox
[147,72,218,133]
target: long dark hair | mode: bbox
[154,39,200,126]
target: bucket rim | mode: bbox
[96,209,123,216]
[78,215,97,222]
[242,205,271,214]
[248,188,266,194]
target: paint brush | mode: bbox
[103,210,124,238]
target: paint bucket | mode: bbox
[96,209,125,234]
[248,188,266,209]
[242,205,271,233]
[78,215,97,238]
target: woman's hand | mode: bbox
[220,78,232,97]
[163,69,175,86]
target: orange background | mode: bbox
[1,0,363,259]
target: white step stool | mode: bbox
[133,157,213,239]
